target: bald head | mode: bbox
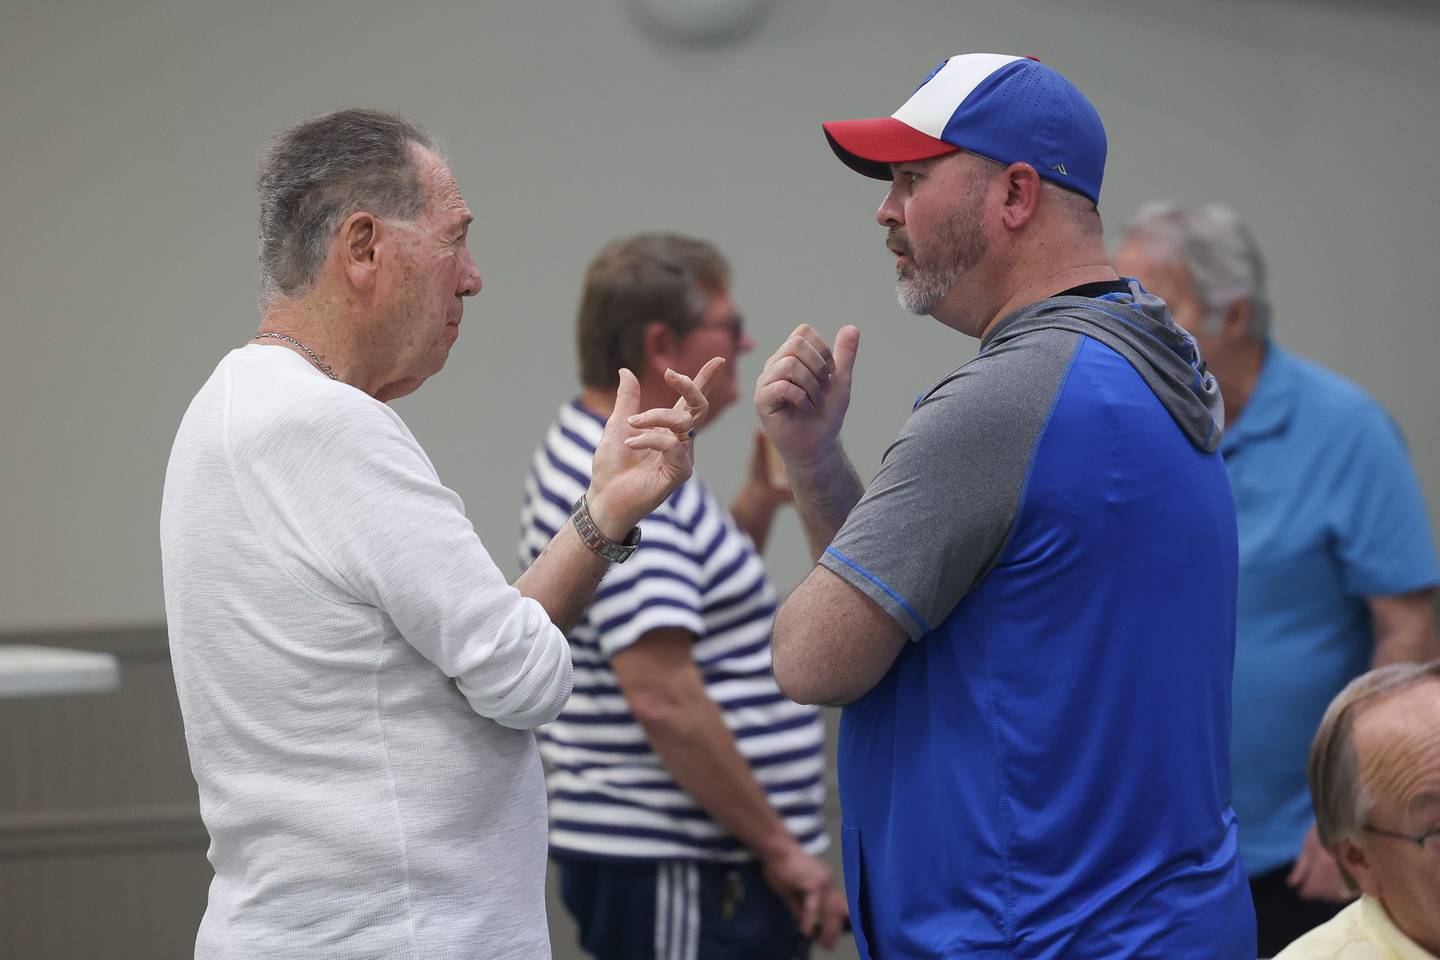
[1352,677,1440,834]
[1309,660,1440,953]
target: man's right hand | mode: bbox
[760,843,850,950]
[755,324,860,474]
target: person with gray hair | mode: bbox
[161,109,725,959]
[1273,660,1440,957]
[1117,205,1440,956]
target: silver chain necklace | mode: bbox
[252,332,339,381]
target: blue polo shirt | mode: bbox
[1225,344,1440,876]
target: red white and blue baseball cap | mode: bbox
[823,53,1108,204]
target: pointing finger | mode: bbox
[670,356,726,411]
[666,363,719,424]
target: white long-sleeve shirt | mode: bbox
[160,345,572,959]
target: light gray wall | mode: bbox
[2,0,1437,626]
[2,2,1437,957]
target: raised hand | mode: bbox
[586,358,725,539]
[744,430,792,505]
[754,324,860,472]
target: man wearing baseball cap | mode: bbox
[755,54,1255,957]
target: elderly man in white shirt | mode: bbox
[160,109,722,960]
[1276,660,1440,959]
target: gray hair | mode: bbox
[1124,202,1272,338]
[257,109,438,305]
[1309,659,1440,883]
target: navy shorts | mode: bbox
[556,856,808,960]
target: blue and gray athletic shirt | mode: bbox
[820,282,1255,959]
[520,402,827,862]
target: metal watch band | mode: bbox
[571,495,641,563]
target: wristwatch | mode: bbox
[571,495,641,563]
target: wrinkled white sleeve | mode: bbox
[234,396,572,729]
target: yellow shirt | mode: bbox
[1275,897,1435,960]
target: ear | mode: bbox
[998,162,1044,231]
[641,322,680,378]
[339,211,380,292]
[1336,837,1381,900]
[1221,297,1252,341]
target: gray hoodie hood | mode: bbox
[981,281,1225,453]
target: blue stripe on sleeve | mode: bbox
[551,770,823,796]
[706,549,751,593]
[595,596,702,635]
[633,537,704,566]
[823,546,932,634]
[557,690,789,724]
[535,483,573,518]
[559,424,596,454]
[705,601,776,638]
[634,511,697,536]
[543,446,591,491]
[547,740,822,776]
[593,567,698,604]
[702,575,767,616]
[568,399,608,426]
[694,631,771,667]
[681,492,707,534]
[699,522,727,558]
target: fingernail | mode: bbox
[627,415,641,425]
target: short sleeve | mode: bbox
[820,330,1083,640]
[1328,404,1440,597]
[585,499,706,657]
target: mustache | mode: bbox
[886,229,912,257]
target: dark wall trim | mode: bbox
[0,804,206,858]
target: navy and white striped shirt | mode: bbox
[520,400,828,862]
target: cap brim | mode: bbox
[822,117,958,180]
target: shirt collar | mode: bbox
[1357,895,1438,960]
[1220,341,1293,454]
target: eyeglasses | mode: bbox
[692,313,746,344]
[1363,823,1440,849]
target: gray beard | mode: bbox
[893,175,989,316]
[896,263,959,315]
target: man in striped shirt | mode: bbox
[520,234,848,959]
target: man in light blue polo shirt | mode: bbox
[1117,203,1440,957]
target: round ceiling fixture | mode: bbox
[628,0,777,44]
